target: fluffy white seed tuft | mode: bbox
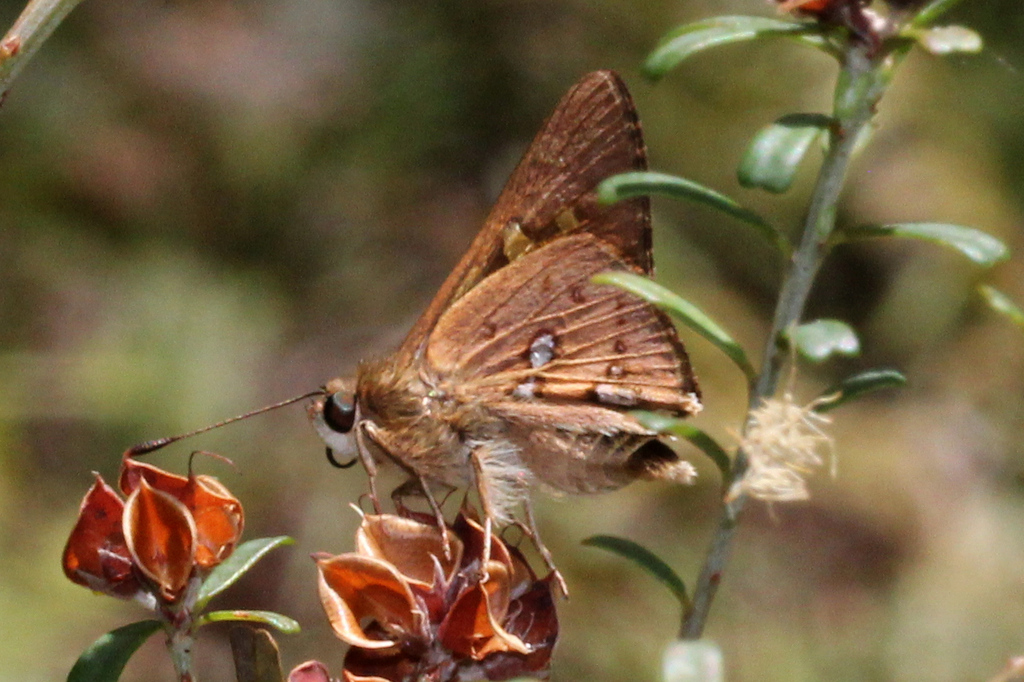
[730,393,834,503]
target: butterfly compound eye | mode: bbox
[323,393,356,433]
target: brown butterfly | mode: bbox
[309,71,701,582]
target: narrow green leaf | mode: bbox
[913,25,983,55]
[67,620,163,682]
[815,369,906,413]
[911,0,970,28]
[592,271,756,380]
[789,319,859,362]
[978,285,1024,329]
[738,114,832,194]
[199,610,301,634]
[839,222,1009,267]
[632,411,732,481]
[644,16,838,79]
[229,627,284,682]
[197,536,294,608]
[598,171,789,257]
[583,535,689,610]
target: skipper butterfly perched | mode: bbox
[310,71,701,582]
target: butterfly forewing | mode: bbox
[481,72,652,272]
[396,70,651,366]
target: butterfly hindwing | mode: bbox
[424,233,699,494]
[425,233,700,415]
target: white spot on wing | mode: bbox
[594,383,639,407]
[530,332,556,368]
[513,379,537,400]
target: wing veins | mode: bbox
[521,292,611,330]
[469,365,684,393]
[538,301,649,347]
[524,140,626,227]
[552,304,655,354]
[520,111,632,226]
[452,257,566,370]
[546,349,681,369]
[459,268,609,372]
[560,328,672,361]
[533,371,683,390]
[557,324,645,358]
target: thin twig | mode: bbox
[681,42,891,639]
[0,0,88,100]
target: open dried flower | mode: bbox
[314,510,558,681]
[731,393,834,503]
[63,453,244,607]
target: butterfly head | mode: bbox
[310,377,359,461]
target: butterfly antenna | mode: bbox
[126,390,325,457]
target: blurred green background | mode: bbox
[2,1,1023,680]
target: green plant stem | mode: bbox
[167,622,198,682]
[0,0,88,98]
[680,43,891,640]
[165,582,201,682]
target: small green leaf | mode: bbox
[644,16,838,79]
[978,285,1024,329]
[910,0,971,28]
[815,369,907,413]
[738,114,832,194]
[583,535,689,610]
[663,640,725,682]
[913,25,983,55]
[789,319,859,362]
[199,610,301,634]
[67,620,163,682]
[593,271,756,380]
[598,171,789,257]
[632,411,732,481]
[229,627,284,682]
[838,222,1009,267]
[197,536,294,608]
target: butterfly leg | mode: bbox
[469,449,495,579]
[390,475,454,560]
[469,439,533,582]
[521,501,569,598]
[355,422,383,513]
